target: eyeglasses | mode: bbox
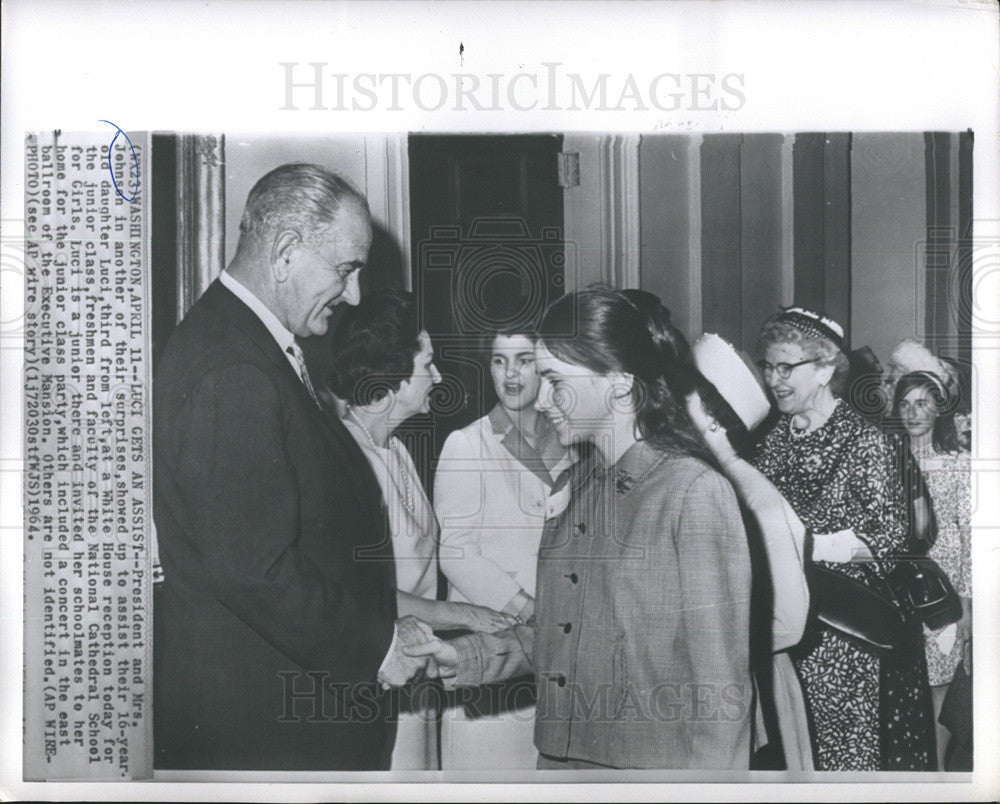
[756,358,817,380]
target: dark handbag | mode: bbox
[810,549,962,653]
[810,563,908,653]
[887,555,963,630]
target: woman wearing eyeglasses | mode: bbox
[753,308,933,771]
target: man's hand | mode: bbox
[501,590,535,625]
[377,616,434,689]
[514,596,534,625]
[402,634,460,679]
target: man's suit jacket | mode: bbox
[153,280,398,770]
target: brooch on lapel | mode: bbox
[546,485,572,520]
[615,469,636,495]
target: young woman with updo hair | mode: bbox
[406,287,754,769]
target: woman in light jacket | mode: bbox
[890,368,971,768]
[410,287,754,770]
[681,333,813,770]
[434,326,573,770]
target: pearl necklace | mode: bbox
[346,409,416,515]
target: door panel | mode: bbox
[408,134,565,477]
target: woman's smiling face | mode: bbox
[761,341,826,417]
[533,339,616,446]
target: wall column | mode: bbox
[175,134,225,319]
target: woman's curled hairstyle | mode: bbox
[539,286,712,462]
[329,289,422,407]
[758,312,851,398]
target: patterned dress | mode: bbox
[755,400,930,770]
[916,447,972,686]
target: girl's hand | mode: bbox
[402,636,459,679]
[453,601,518,633]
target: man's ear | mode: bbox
[271,229,300,282]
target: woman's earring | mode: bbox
[708,421,720,432]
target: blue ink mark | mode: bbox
[99,120,140,202]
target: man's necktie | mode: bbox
[286,342,321,408]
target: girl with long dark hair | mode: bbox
[891,370,971,768]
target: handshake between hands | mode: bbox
[376,616,458,689]
[376,604,520,689]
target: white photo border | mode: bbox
[2,0,998,800]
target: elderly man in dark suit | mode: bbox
[153,163,427,770]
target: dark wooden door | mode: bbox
[408,134,566,478]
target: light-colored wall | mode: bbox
[222,132,930,368]
[636,132,928,362]
[224,134,368,266]
[639,134,700,338]
[850,132,927,363]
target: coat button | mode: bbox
[575,523,587,534]
[561,622,572,634]
[565,573,578,584]
[555,675,567,687]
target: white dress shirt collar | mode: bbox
[219,270,296,355]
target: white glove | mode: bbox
[813,528,866,563]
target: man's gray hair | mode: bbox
[239,163,370,246]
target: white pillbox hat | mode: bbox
[691,333,772,430]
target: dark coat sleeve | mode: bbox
[172,361,394,684]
